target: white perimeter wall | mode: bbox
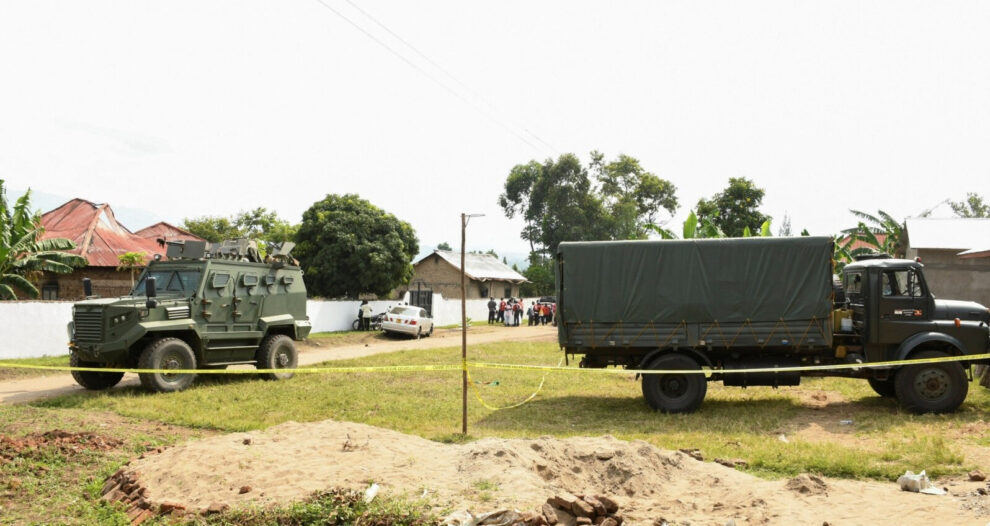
[0,296,546,359]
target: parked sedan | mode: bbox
[382,306,434,338]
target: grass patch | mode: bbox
[0,354,70,380]
[32,342,990,482]
[0,405,212,525]
[204,488,440,526]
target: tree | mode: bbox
[182,208,297,245]
[181,216,241,243]
[520,255,554,297]
[116,251,147,288]
[950,192,990,218]
[695,177,770,237]
[437,241,452,251]
[499,152,678,256]
[843,209,906,258]
[294,194,419,298]
[0,180,87,299]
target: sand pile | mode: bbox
[110,420,989,525]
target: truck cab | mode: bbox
[843,258,989,363]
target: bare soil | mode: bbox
[123,419,990,526]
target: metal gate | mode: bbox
[409,288,433,317]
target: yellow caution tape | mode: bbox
[470,352,990,375]
[0,363,461,375]
[1,353,988,376]
[467,357,562,411]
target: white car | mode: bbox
[382,306,434,338]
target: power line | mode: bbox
[339,0,557,155]
[312,0,554,155]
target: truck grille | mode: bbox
[166,306,190,320]
[73,310,103,342]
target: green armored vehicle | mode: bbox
[68,239,311,393]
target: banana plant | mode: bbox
[0,180,87,299]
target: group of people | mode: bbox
[486,297,555,327]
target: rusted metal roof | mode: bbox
[40,199,166,267]
[416,250,527,283]
[135,222,204,243]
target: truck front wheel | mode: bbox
[138,338,198,393]
[641,353,707,413]
[70,353,124,390]
[894,350,968,414]
[256,334,297,381]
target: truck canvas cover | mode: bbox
[557,237,834,325]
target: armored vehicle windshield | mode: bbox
[131,266,204,296]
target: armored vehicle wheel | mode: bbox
[894,350,968,414]
[138,338,198,393]
[70,353,124,390]
[867,376,897,398]
[256,334,297,381]
[641,353,707,413]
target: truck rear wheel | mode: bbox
[70,353,124,390]
[894,350,968,414]
[641,353,707,413]
[867,376,897,398]
[256,334,297,381]
[138,338,198,393]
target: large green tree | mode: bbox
[294,194,419,298]
[498,152,678,255]
[0,181,87,299]
[695,177,770,237]
[182,207,297,245]
[950,192,990,218]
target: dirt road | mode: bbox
[0,325,556,405]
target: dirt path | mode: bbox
[0,325,556,405]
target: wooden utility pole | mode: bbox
[461,213,467,434]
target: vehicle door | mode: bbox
[202,271,233,330]
[419,308,432,332]
[876,267,935,344]
[233,272,263,326]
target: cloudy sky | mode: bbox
[1,1,988,257]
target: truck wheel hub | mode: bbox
[276,352,289,367]
[915,369,949,399]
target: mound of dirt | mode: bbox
[113,420,989,526]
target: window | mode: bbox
[504,285,512,298]
[241,274,258,287]
[42,283,58,300]
[135,270,203,294]
[844,272,863,295]
[882,270,924,297]
[211,273,230,289]
[479,285,489,298]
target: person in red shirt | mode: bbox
[497,298,506,323]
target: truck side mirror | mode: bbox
[82,278,92,298]
[145,276,158,309]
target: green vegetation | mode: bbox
[35,342,990,481]
[950,192,990,218]
[498,151,678,257]
[0,179,87,299]
[295,194,419,299]
[182,207,297,246]
[0,354,70,380]
[202,488,439,526]
[0,405,212,525]
[694,177,770,237]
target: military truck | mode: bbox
[556,237,990,414]
[68,239,311,393]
